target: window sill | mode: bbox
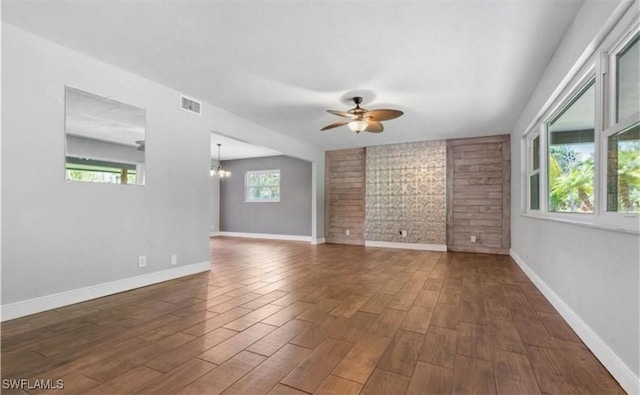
[521,212,639,235]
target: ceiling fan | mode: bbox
[321,97,403,134]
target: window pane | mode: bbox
[607,122,640,212]
[530,173,540,210]
[245,170,281,201]
[548,81,595,213]
[532,136,540,171]
[617,35,639,122]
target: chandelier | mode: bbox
[211,143,231,178]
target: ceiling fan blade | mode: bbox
[365,109,404,121]
[364,120,384,133]
[320,120,350,131]
[327,109,357,118]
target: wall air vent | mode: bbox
[180,94,201,115]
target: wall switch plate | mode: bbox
[138,255,147,268]
[346,229,350,236]
[170,255,178,266]
[470,235,476,243]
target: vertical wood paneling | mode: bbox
[446,135,510,255]
[325,148,366,245]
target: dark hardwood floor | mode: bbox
[0,237,625,394]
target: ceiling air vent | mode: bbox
[180,94,201,115]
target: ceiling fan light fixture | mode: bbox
[321,96,403,133]
[348,119,368,133]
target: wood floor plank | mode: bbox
[280,338,353,393]
[145,327,236,372]
[198,323,276,364]
[83,332,195,383]
[399,305,434,334]
[290,313,346,349]
[456,322,493,361]
[413,289,440,308]
[329,311,379,343]
[406,361,452,395]
[360,369,410,395]
[261,301,315,326]
[222,304,285,332]
[182,307,252,336]
[223,344,311,395]
[332,332,391,383]
[377,329,424,376]
[367,308,406,337]
[329,294,370,318]
[135,358,216,394]
[85,365,161,395]
[452,354,496,395]
[266,384,309,395]
[246,319,311,356]
[359,293,394,314]
[493,349,541,395]
[418,326,457,369]
[175,351,266,395]
[537,311,582,343]
[316,375,363,395]
[431,303,460,330]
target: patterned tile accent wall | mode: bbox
[365,140,447,244]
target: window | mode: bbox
[606,32,640,213]
[547,80,595,213]
[616,35,639,122]
[245,169,280,202]
[607,123,640,212]
[65,158,138,184]
[522,7,639,233]
[528,134,541,210]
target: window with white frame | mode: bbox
[547,79,596,213]
[527,133,541,210]
[605,33,639,213]
[523,6,639,232]
[245,169,280,202]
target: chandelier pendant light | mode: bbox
[211,143,231,178]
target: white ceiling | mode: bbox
[3,0,584,155]
[210,132,282,161]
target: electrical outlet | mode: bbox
[470,235,476,243]
[346,229,350,236]
[170,254,178,266]
[400,230,408,237]
[138,255,147,268]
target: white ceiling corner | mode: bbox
[3,0,584,156]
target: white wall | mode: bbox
[510,1,639,392]
[1,24,324,316]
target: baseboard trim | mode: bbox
[217,231,312,242]
[311,237,326,245]
[209,231,220,237]
[509,249,639,395]
[1,261,211,322]
[364,240,447,251]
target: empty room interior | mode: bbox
[1,0,639,394]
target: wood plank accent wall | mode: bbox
[325,148,366,245]
[446,135,510,255]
